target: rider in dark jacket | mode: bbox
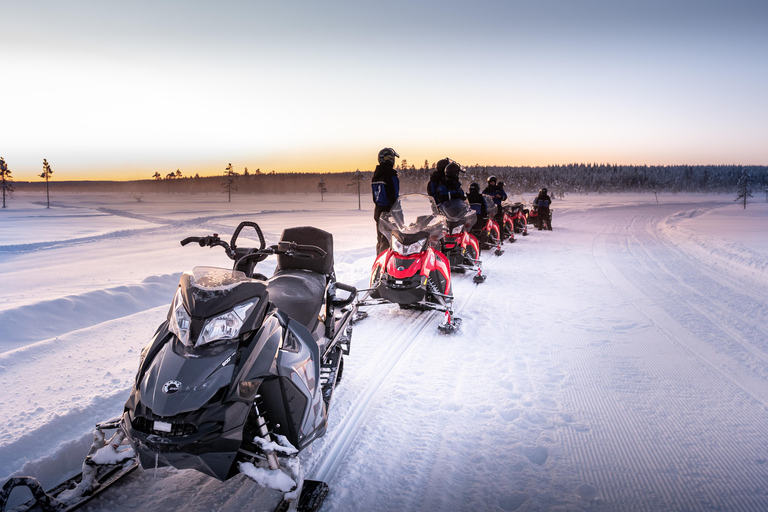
[427,158,450,204]
[437,162,466,203]
[467,182,488,230]
[535,187,553,230]
[483,176,507,224]
[372,148,400,254]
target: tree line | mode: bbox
[6,162,767,200]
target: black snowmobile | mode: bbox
[1,222,357,512]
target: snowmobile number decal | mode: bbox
[162,380,182,394]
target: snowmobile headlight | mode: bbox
[391,237,427,256]
[197,299,259,347]
[451,225,463,235]
[169,288,192,346]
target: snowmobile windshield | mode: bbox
[439,198,477,225]
[483,195,498,217]
[188,266,257,290]
[379,194,447,238]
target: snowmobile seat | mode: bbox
[269,227,335,331]
[275,226,334,276]
[266,271,327,331]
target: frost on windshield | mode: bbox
[189,267,253,291]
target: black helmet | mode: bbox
[487,175,497,184]
[542,187,547,194]
[497,181,505,188]
[469,182,480,193]
[436,158,451,172]
[378,147,399,165]
[445,162,463,179]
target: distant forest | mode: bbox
[11,163,768,198]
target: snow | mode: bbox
[2,192,768,511]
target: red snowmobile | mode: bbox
[471,196,504,256]
[358,194,462,333]
[502,201,528,237]
[438,198,486,283]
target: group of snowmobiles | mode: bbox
[1,191,550,512]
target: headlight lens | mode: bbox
[169,288,192,346]
[198,300,258,347]
[451,225,464,234]
[391,237,426,256]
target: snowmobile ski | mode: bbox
[273,479,329,512]
[0,420,137,512]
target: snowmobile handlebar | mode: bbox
[332,282,357,308]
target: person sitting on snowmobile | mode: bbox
[483,176,507,225]
[428,158,450,205]
[437,162,466,203]
[535,187,553,230]
[467,182,488,230]
[372,147,400,254]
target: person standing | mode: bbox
[372,147,400,255]
[427,158,450,205]
[437,162,466,203]
[483,176,507,225]
[535,187,553,230]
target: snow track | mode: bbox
[3,194,768,511]
[309,310,436,483]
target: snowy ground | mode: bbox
[2,191,768,512]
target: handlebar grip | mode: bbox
[180,237,200,246]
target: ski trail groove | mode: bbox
[309,311,435,483]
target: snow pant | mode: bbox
[374,205,391,255]
[538,207,551,230]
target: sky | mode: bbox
[1,0,767,181]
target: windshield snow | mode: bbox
[188,267,254,291]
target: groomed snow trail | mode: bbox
[2,194,768,512]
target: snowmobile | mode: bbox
[1,222,357,512]
[471,196,504,256]
[123,222,357,511]
[357,194,463,333]
[501,201,528,238]
[438,198,487,283]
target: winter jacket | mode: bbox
[427,169,445,204]
[466,190,487,219]
[483,184,507,208]
[371,163,400,209]
[437,178,466,203]
[536,193,552,208]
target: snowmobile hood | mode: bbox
[140,340,238,417]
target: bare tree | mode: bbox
[40,158,53,208]
[1,157,14,208]
[347,169,365,210]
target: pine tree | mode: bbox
[40,159,53,208]
[317,178,327,201]
[223,163,238,202]
[1,157,14,208]
[735,168,752,209]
